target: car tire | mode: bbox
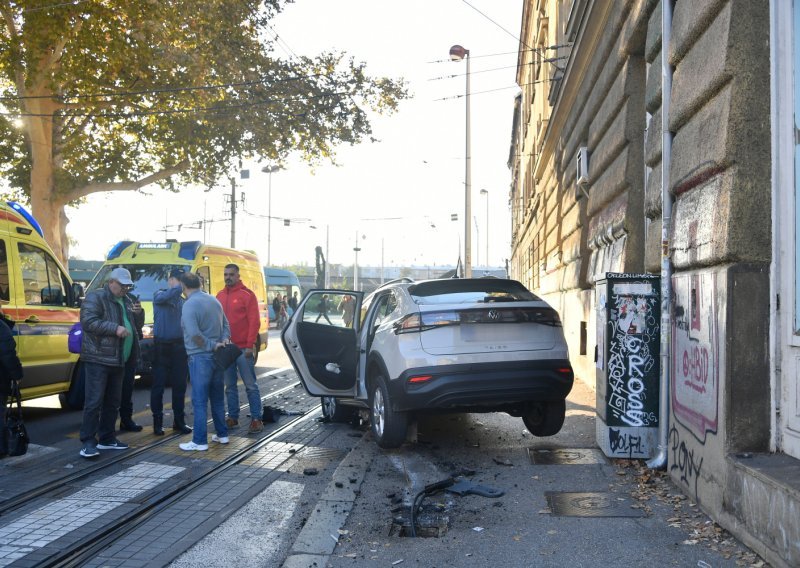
[369,374,408,448]
[522,399,566,437]
[321,396,356,423]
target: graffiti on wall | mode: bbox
[671,271,719,443]
[609,428,643,458]
[669,424,704,497]
[605,276,660,428]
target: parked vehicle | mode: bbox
[282,278,574,448]
[0,202,83,402]
[86,241,269,372]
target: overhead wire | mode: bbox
[460,0,536,52]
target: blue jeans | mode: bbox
[151,341,188,422]
[188,353,227,445]
[224,352,262,421]
[79,362,123,445]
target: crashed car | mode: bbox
[281,278,574,448]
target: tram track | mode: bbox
[0,378,302,519]
[42,407,319,568]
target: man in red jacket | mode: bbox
[216,264,263,434]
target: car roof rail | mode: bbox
[378,277,414,289]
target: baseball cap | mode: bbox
[109,267,134,286]
[169,268,186,279]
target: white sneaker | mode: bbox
[179,441,208,451]
[211,435,229,444]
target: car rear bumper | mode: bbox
[387,360,574,413]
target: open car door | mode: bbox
[281,289,363,397]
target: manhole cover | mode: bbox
[545,492,645,517]
[528,448,607,465]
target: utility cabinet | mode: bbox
[595,273,661,459]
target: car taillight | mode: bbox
[556,367,573,377]
[394,311,460,334]
[408,375,433,384]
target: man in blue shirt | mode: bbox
[151,268,191,436]
[179,272,230,451]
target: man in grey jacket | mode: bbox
[179,272,230,451]
[79,267,140,458]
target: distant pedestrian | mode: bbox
[272,294,282,326]
[0,312,23,458]
[151,268,192,436]
[179,272,230,451]
[78,268,139,458]
[217,264,264,434]
[279,296,289,328]
[288,290,299,312]
[338,294,355,328]
[118,291,144,433]
[315,294,333,324]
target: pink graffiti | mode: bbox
[681,345,710,393]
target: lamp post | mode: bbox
[261,165,281,267]
[353,231,363,291]
[450,44,472,278]
[480,188,489,267]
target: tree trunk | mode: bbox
[26,98,69,267]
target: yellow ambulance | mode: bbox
[0,202,83,401]
[85,241,269,373]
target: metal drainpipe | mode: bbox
[647,0,674,470]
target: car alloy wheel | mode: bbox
[369,374,408,448]
[321,396,355,423]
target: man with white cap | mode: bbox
[78,267,141,458]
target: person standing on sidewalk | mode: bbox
[118,291,144,433]
[179,272,230,451]
[78,268,139,458]
[217,263,264,434]
[0,312,22,458]
[151,268,192,436]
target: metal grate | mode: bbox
[545,492,645,518]
[528,448,607,465]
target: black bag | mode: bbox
[6,380,29,457]
[213,343,242,370]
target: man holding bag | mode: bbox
[179,272,230,451]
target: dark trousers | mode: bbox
[0,403,6,455]
[79,362,123,444]
[151,341,188,423]
[120,359,136,421]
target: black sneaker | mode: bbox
[97,439,129,450]
[80,443,100,458]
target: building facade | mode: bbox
[509,1,798,566]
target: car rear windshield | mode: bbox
[86,264,191,301]
[408,279,539,305]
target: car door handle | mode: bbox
[25,315,40,323]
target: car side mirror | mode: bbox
[71,282,84,307]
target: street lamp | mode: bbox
[353,231,365,291]
[261,165,281,267]
[480,188,489,267]
[450,44,472,278]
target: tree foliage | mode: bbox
[0,0,407,262]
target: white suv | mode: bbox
[281,278,574,448]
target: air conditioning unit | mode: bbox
[576,146,589,186]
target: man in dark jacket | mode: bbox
[150,268,191,435]
[0,313,23,458]
[78,267,140,458]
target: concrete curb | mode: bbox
[282,431,377,568]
